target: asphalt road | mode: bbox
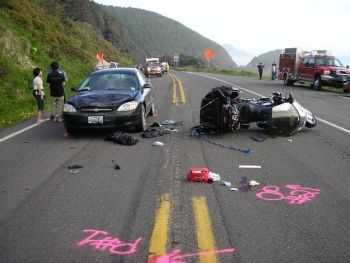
[0,71,349,263]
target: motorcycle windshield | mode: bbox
[271,103,300,135]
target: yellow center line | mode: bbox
[169,73,186,104]
[192,196,218,263]
[148,193,171,258]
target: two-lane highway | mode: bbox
[0,71,349,263]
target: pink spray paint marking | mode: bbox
[148,248,235,263]
[256,184,320,205]
[78,229,143,255]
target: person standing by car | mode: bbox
[48,64,68,120]
[32,67,45,123]
[271,62,277,80]
[257,62,264,80]
[47,61,66,122]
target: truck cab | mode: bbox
[279,48,350,93]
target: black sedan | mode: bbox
[63,68,155,134]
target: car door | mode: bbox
[137,71,153,113]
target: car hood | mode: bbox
[67,90,138,109]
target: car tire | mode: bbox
[135,104,147,132]
[314,76,322,91]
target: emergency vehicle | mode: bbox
[278,48,350,93]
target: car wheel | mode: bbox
[135,104,147,132]
[314,76,322,91]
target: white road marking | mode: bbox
[185,72,350,135]
[0,118,49,143]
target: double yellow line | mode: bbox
[148,194,219,262]
[169,73,186,105]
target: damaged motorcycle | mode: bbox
[194,86,317,136]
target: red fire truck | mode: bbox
[278,48,350,93]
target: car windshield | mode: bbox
[78,72,139,91]
[316,58,344,67]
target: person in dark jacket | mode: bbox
[47,61,66,122]
[257,62,264,80]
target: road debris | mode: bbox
[188,167,213,183]
[68,165,83,169]
[152,141,164,146]
[209,171,221,182]
[239,165,261,169]
[106,132,139,146]
[250,134,266,142]
[249,180,260,186]
[222,181,232,187]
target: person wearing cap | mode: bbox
[257,62,264,80]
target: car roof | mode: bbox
[91,68,139,76]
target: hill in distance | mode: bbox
[103,6,238,69]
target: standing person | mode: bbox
[257,62,264,80]
[47,61,66,122]
[271,62,277,80]
[48,64,67,119]
[33,68,45,123]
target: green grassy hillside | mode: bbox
[0,0,133,128]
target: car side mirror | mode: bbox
[143,83,152,89]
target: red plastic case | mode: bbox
[188,167,212,183]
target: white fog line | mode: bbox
[316,117,350,135]
[185,71,350,135]
[339,96,350,100]
[0,118,49,143]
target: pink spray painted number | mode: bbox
[148,248,235,263]
[256,184,320,205]
[78,229,143,255]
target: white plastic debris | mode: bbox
[209,172,221,182]
[69,170,79,174]
[152,141,164,146]
[239,165,261,169]
[229,187,239,191]
[222,181,232,187]
[249,180,260,186]
[288,139,293,143]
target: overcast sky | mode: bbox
[93,0,350,58]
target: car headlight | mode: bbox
[323,70,330,75]
[63,103,77,112]
[117,101,139,111]
[147,67,151,71]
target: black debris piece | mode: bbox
[106,132,139,146]
[114,164,121,170]
[142,129,160,138]
[68,165,83,169]
[239,176,249,192]
[150,122,161,127]
[251,134,266,142]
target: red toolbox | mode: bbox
[188,167,212,183]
